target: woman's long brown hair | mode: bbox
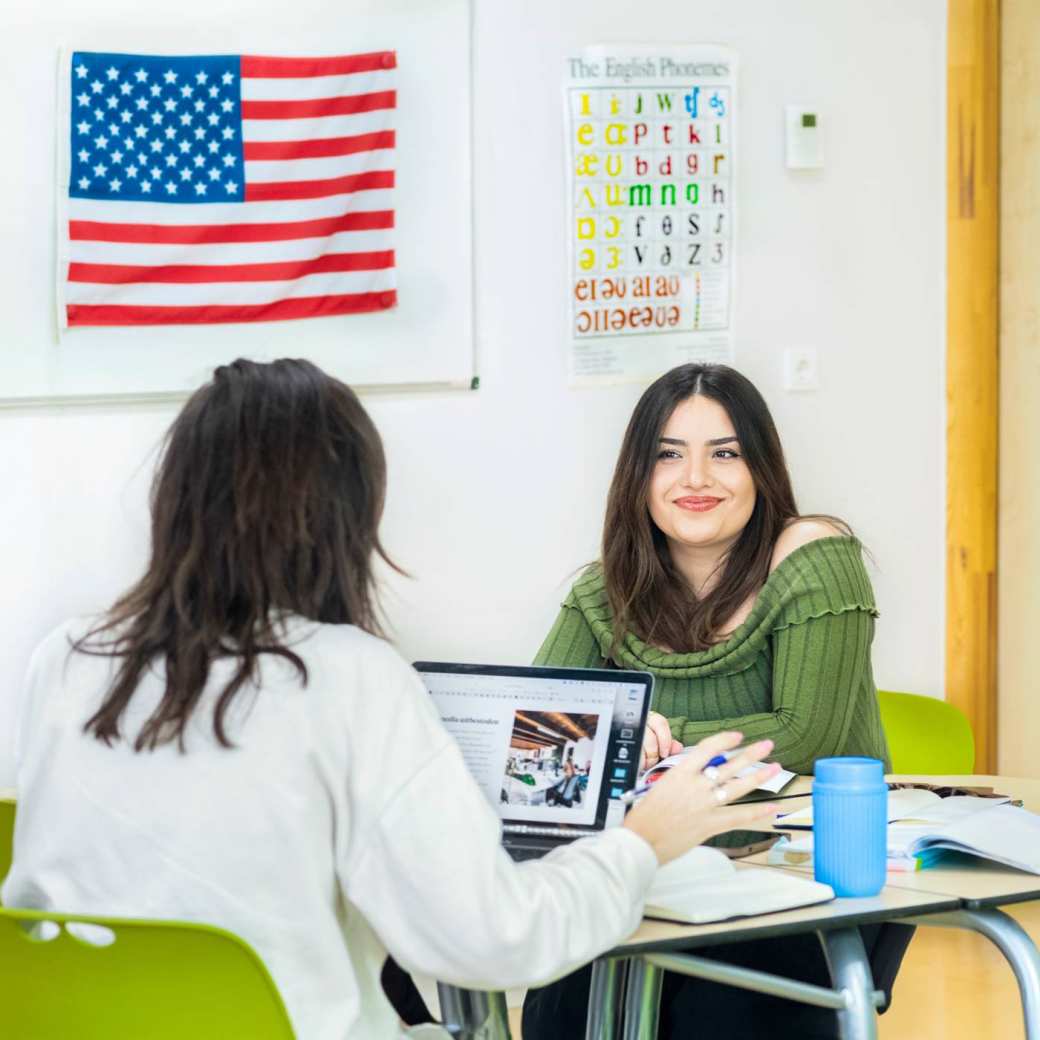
[77,358,402,751]
[603,363,840,655]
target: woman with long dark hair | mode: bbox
[3,358,780,1039]
[524,363,907,1040]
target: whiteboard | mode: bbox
[0,0,474,404]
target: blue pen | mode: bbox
[619,753,729,806]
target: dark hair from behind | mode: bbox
[77,358,402,751]
[602,363,847,655]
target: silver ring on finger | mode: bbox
[702,765,722,784]
[712,784,729,805]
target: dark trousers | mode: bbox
[522,925,915,1040]
[381,956,435,1026]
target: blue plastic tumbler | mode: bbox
[812,757,887,896]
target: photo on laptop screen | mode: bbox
[415,663,653,834]
[501,709,606,825]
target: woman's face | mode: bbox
[647,395,756,558]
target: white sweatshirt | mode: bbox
[2,617,658,1039]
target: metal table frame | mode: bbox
[435,923,882,1040]
[435,901,1040,1040]
[603,925,881,1040]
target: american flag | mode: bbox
[61,50,396,327]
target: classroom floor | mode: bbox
[498,901,1040,1038]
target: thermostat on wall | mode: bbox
[785,106,823,169]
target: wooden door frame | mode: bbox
[946,0,999,772]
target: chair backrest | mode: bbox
[0,907,295,1039]
[877,689,975,774]
[0,798,14,891]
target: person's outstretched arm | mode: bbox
[346,738,655,990]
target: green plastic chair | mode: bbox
[877,689,975,774]
[0,798,13,892]
[0,906,295,1039]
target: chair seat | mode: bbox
[0,907,295,1039]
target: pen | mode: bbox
[619,753,729,806]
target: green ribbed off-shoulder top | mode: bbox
[535,536,890,775]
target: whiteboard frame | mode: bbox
[0,0,477,408]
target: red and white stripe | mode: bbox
[64,51,396,327]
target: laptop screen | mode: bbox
[415,663,653,836]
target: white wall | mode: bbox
[0,0,947,787]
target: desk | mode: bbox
[437,774,1040,1040]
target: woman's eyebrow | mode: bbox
[657,435,739,446]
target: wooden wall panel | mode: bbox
[998,0,1040,777]
[947,0,999,772]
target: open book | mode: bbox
[642,751,796,795]
[773,802,1040,875]
[768,833,936,873]
[885,804,1040,874]
[644,846,834,925]
[777,787,1011,830]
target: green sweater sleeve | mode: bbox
[672,608,877,775]
[533,605,606,668]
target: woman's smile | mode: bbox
[673,495,724,512]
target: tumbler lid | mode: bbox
[814,756,884,786]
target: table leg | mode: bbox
[585,957,628,1040]
[899,908,1040,1040]
[436,984,511,1040]
[818,927,879,1040]
[620,956,663,1040]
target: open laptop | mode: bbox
[414,662,653,861]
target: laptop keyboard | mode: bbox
[503,823,575,838]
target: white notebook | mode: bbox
[644,846,834,925]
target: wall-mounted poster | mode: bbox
[564,45,735,385]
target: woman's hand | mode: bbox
[641,711,684,771]
[623,731,780,865]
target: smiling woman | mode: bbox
[602,364,805,660]
[523,363,905,1040]
[539,363,886,775]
